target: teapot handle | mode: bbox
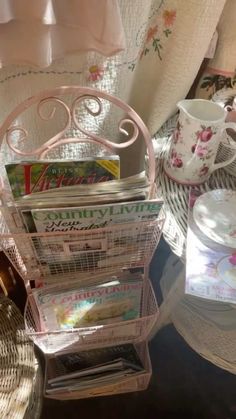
[210,122,236,173]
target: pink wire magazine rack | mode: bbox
[0,86,163,399]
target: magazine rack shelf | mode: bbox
[44,342,151,400]
[0,210,164,284]
[0,86,163,400]
[25,276,158,354]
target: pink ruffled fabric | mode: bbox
[0,0,125,67]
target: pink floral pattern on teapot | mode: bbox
[196,126,215,142]
[170,149,183,168]
[164,99,236,185]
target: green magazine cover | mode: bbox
[5,157,120,198]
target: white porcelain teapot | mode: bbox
[164,99,236,185]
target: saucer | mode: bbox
[193,189,236,248]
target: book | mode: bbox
[46,343,144,393]
[32,276,143,331]
[21,199,163,233]
[5,157,120,199]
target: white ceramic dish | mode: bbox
[193,189,236,248]
[217,255,236,289]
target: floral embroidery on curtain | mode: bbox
[140,9,176,61]
[127,2,177,71]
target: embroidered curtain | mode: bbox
[0,0,226,176]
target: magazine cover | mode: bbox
[5,157,120,198]
[33,278,143,331]
[21,199,163,233]
[185,189,236,304]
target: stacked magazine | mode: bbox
[20,197,163,233]
[45,343,144,395]
[5,157,151,208]
[17,171,151,207]
[4,156,163,283]
[5,157,120,199]
[32,272,143,331]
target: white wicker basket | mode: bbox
[0,296,42,419]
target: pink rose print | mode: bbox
[171,157,183,168]
[229,253,236,265]
[88,65,104,82]
[170,149,183,167]
[199,164,209,176]
[196,126,214,142]
[195,145,208,157]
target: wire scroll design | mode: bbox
[6,98,71,158]
[0,86,155,184]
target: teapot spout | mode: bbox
[177,99,190,113]
[177,99,200,119]
[177,98,225,121]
